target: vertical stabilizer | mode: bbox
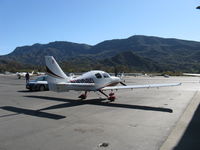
[45,56,68,79]
[45,56,69,91]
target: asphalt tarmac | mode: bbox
[0,75,200,150]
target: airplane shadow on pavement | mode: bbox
[17,90,46,93]
[17,90,33,93]
[0,106,66,120]
[0,96,173,120]
[25,95,173,113]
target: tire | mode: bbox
[39,85,45,91]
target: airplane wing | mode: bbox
[102,83,181,91]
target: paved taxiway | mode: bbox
[0,75,200,150]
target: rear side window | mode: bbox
[95,73,102,79]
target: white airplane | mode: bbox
[16,71,34,79]
[45,56,181,101]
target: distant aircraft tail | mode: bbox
[45,56,69,91]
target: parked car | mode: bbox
[26,75,49,91]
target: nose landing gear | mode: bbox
[98,90,116,102]
[108,92,116,102]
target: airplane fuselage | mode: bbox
[68,70,121,91]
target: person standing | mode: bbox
[25,72,30,83]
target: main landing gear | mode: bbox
[78,90,116,102]
[78,91,87,100]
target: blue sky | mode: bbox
[0,0,200,55]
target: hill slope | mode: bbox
[1,35,200,72]
[2,41,91,65]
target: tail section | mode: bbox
[45,56,69,91]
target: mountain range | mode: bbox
[1,35,200,73]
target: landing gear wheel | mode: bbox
[108,92,116,102]
[78,91,87,100]
[78,94,87,100]
[108,96,116,102]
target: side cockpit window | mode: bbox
[95,73,102,79]
[103,73,110,78]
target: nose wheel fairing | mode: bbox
[108,92,116,101]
